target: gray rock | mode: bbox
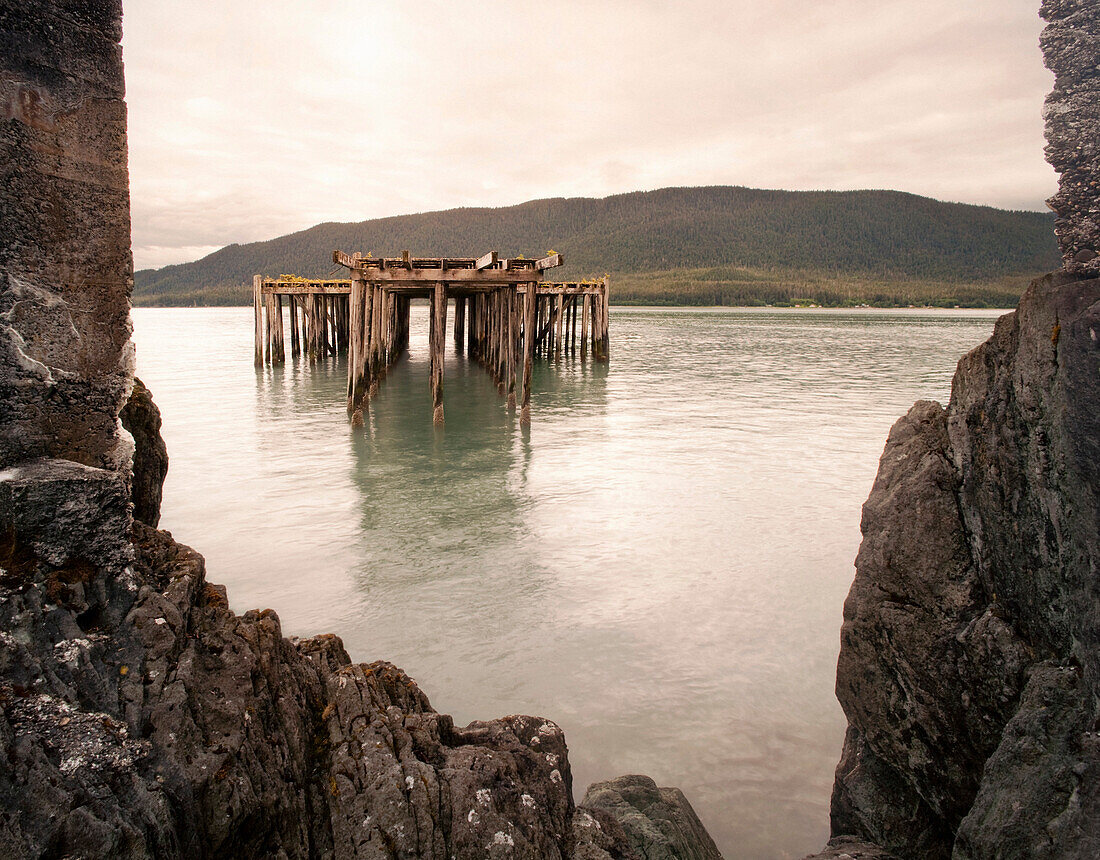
[120,378,169,527]
[580,774,723,860]
[827,271,1100,858]
[954,663,1100,859]
[1041,0,1100,275]
[802,838,900,859]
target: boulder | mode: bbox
[580,774,723,860]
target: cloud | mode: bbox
[121,0,1057,270]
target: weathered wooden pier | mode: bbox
[253,251,609,424]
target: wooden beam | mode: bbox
[475,251,498,270]
[516,283,602,296]
[535,252,564,270]
[263,281,351,295]
[357,269,538,286]
[333,249,356,269]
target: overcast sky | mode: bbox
[122,0,1057,271]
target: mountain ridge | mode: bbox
[133,185,1060,307]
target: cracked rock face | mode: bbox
[827,272,1100,859]
[1041,0,1100,275]
[0,0,135,471]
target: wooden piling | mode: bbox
[430,283,447,424]
[454,296,465,350]
[288,297,299,358]
[368,286,383,395]
[506,290,517,409]
[521,284,537,423]
[272,295,285,363]
[570,296,578,355]
[553,294,565,359]
[264,293,275,364]
[253,275,264,366]
[347,266,367,418]
[493,290,504,394]
[600,278,610,360]
[581,294,590,360]
[467,294,477,357]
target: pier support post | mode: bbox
[381,290,392,369]
[430,282,447,424]
[569,296,577,355]
[368,285,383,396]
[506,289,517,409]
[495,290,506,394]
[264,293,275,364]
[347,279,361,412]
[581,294,590,360]
[521,283,536,424]
[600,278,610,361]
[454,296,465,351]
[273,295,285,363]
[253,275,264,366]
[347,260,368,420]
[554,294,565,359]
[289,297,300,358]
[467,294,477,357]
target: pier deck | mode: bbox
[253,251,609,424]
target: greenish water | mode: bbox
[131,305,1005,859]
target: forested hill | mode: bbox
[133,186,1060,307]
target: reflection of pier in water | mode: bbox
[252,250,610,425]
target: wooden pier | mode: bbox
[253,251,609,424]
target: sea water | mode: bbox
[131,304,1004,859]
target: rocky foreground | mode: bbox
[0,407,722,858]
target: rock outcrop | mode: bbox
[120,378,169,527]
[825,271,1100,858]
[1041,0,1100,275]
[0,0,135,471]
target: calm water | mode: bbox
[131,305,1004,859]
